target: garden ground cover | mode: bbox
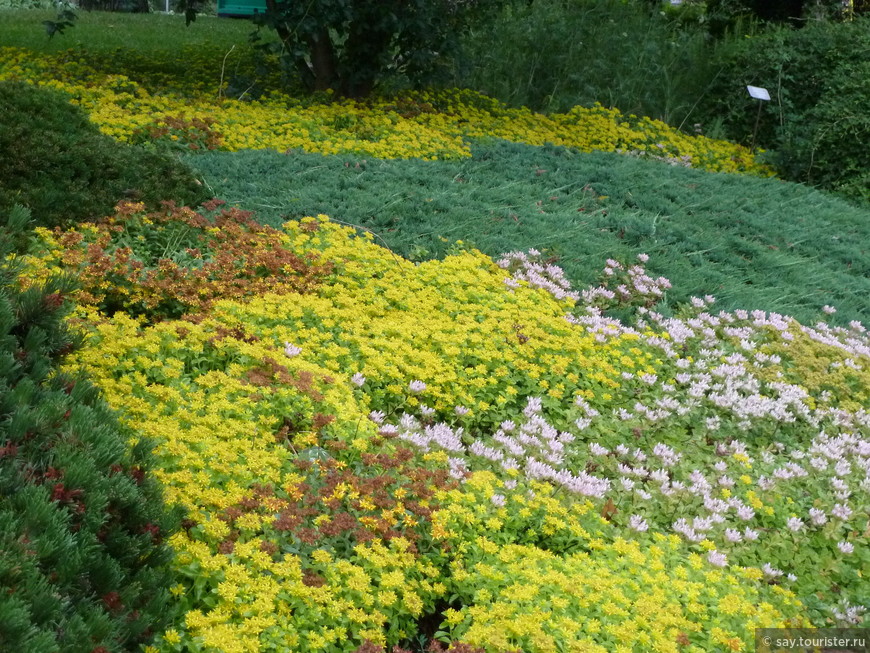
[2,10,870,653]
[0,42,767,172]
[187,142,870,327]
[18,206,870,652]
[4,15,868,327]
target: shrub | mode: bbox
[0,81,208,230]
[0,206,180,652]
[241,0,505,97]
[697,16,870,204]
[455,0,716,124]
[790,58,870,204]
[78,0,149,12]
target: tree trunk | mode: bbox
[264,0,336,92]
[339,22,393,98]
[307,28,337,92]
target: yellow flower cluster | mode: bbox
[755,325,870,411]
[57,215,641,427]
[0,48,770,174]
[165,533,441,652]
[432,470,601,544]
[435,472,804,653]
[63,315,443,648]
[61,215,634,481]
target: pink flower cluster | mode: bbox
[496,249,580,302]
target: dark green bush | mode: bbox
[703,0,848,34]
[454,0,715,123]
[790,58,870,203]
[0,206,180,652]
[0,81,208,229]
[697,16,870,204]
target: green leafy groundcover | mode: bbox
[21,205,868,652]
[187,141,870,326]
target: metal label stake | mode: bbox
[746,85,771,151]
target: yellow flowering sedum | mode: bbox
[0,48,770,174]
[434,472,803,653]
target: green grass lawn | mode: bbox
[187,141,870,326]
[0,9,279,92]
[0,9,257,52]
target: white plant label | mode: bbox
[747,85,771,101]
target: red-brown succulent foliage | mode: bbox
[213,436,457,562]
[43,200,334,321]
